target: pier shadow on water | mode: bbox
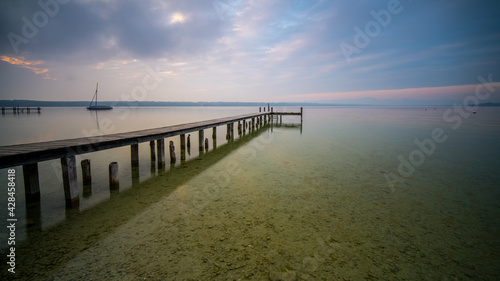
[0,122,298,280]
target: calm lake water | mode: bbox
[1,106,499,280]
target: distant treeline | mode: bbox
[1,100,499,107]
[0,100,326,107]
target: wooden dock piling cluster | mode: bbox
[0,107,302,208]
[1,107,41,114]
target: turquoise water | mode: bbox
[1,106,499,280]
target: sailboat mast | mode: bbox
[95,82,98,106]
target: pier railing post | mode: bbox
[81,159,91,185]
[23,163,40,202]
[131,144,139,167]
[61,156,79,208]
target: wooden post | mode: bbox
[198,130,204,151]
[226,124,231,140]
[169,141,176,163]
[157,138,165,168]
[187,134,191,148]
[259,107,261,112]
[81,159,91,185]
[61,156,79,208]
[238,121,242,135]
[23,163,40,202]
[268,103,270,111]
[280,114,282,123]
[301,107,303,122]
[180,134,186,150]
[131,143,139,167]
[205,138,209,151]
[109,162,119,190]
[212,127,217,139]
[149,141,156,162]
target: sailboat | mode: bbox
[87,82,112,110]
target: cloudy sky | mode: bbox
[0,0,499,104]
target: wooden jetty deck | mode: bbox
[0,108,302,208]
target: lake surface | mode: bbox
[1,106,499,280]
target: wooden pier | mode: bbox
[0,108,302,208]
[1,106,41,113]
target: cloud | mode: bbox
[0,55,54,79]
[0,0,227,63]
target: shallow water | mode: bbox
[1,106,500,280]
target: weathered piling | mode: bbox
[205,138,209,152]
[169,141,176,163]
[131,144,139,167]
[157,139,165,168]
[149,141,156,162]
[109,162,119,190]
[180,134,186,150]
[23,163,40,202]
[187,134,191,148]
[81,159,92,185]
[198,130,204,151]
[226,124,231,140]
[61,156,79,208]
[180,134,186,160]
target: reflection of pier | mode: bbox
[0,108,302,209]
[1,106,41,114]
[0,123,281,281]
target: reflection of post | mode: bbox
[23,163,40,203]
[61,156,79,208]
[132,166,139,186]
[26,201,41,242]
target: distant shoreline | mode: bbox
[1,100,499,107]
